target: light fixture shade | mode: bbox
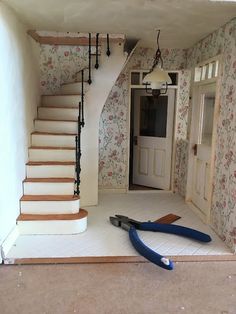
[143,67,172,89]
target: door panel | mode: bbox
[133,89,175,189]
[192,84,216,214]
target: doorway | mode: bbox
[129,88,175,190]
[186,56,220,222]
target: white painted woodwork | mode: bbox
[79,41,127,206]
[28,147,75,162]
[38,107,78,121]
[26,164,75,178]
[32,133,75,148]
[17,216,87,235]
[20,199,80,215]
[23,181,74,195]
[191,83,216,217]
[35,119,77,134]
[42,95,81,107]
[133,89,175,189]
[61,82,89,95]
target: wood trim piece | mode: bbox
[26,161,75,166]
[5,254,235,265]
[20,195,80,201]
[32,132,77,136]
[27,31,124,46]
[154,214,181,224]
[23,178,75,183]
[27,30,41,43]
[30,146,75,150]
[35,118,77,122]
[17,209,88,221]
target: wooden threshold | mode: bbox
[20,195,80,201]
[23,177,75,183]
[26,161,75,166]
[32,132,77,136]
[29,146,75,150]
[4,254,236,265]
[17,209,87,221]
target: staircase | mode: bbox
[16,33,127,235]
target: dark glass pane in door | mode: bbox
[140,96,168,137]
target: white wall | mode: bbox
[0,3,40,247]
[80,41,127,206]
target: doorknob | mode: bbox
[133,136,138,146]
[193,144,198,156]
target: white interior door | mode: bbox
[191,83,216,215]
[132,89,175,189]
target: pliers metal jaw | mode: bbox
[110,214,212,271]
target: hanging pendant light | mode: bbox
[143,30,172,98]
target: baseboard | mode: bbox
[187,201,208,224]
[1,226,19,261]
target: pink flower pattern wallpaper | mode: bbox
[98,47,190,191]
[187,18,236,251]
[38,18,236,251]
[40,44,89,94]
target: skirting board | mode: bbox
[3,254,236,265]
[1,226,19,260]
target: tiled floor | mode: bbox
[5,192,233,261]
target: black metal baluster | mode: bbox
[81,70,85,127]
[88,33,92,84]
[106,34,111,56]
[74,102,82,195]
[95,33,99,69]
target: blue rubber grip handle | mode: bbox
[129,226,174,270]
[139,223,212,243]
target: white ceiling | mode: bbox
[3,0,236,48]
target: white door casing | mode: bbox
[133,89,175,189]
[191,83,216,217]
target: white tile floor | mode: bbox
[5,192,233,261]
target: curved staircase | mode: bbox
[16,33,128,235]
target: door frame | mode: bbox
[185,55,222,223]
[126,69,179,192]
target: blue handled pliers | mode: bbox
[109,214,212,270]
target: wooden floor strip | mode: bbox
[4,254,236,265]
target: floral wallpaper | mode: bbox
[40,44,89,94]
[98,47,191,190]
[186,18,236,252]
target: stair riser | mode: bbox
[29,149,75,162]
[17,217,87,235]
[20,199,80,215]
[42,95,81,107]
[60,82,89,95]
[35,120,77,134]
[24,182,75,195]
[32,134,75,148]
[38,107,78,121]
[26,165,75,178]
